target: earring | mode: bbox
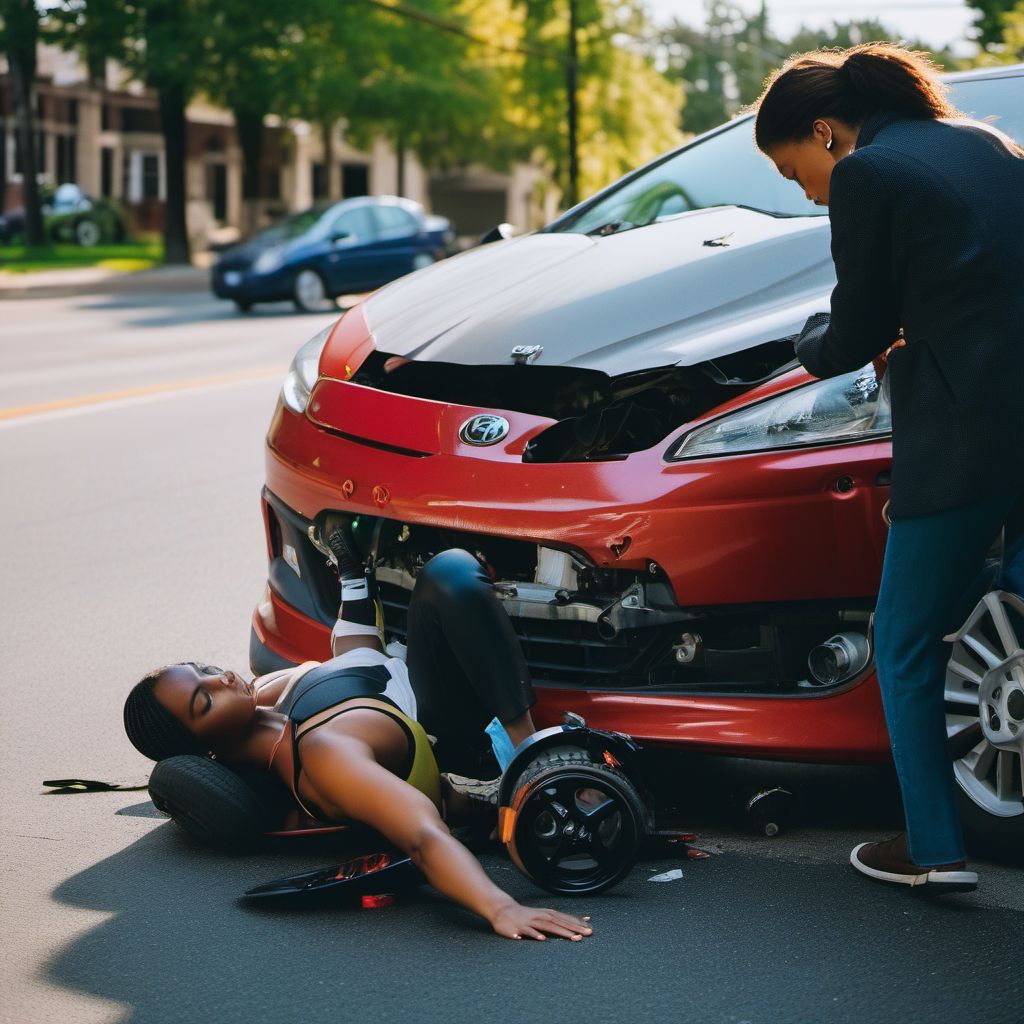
[826,136,834,150]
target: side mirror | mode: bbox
[331,230,354,244]
[477,222,514,246]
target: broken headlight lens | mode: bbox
[667,365,891,460]
[281,322,334,414]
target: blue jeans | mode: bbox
[873,484,1024,866]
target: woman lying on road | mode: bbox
[123,520,592,942]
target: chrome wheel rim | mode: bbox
[295,269,325,309]
[945,591,1024,818]
[76,220,100,246]
[411,252,435,271]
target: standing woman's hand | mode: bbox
[873,329,906,382]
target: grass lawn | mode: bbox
[0,240,164,274]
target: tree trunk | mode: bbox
[159,83,191,264]
[4,0,44,245]
[234,108,263,236]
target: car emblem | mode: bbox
[460,414,510,446]
[510,345,543,365]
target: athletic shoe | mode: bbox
[850,834,978,893]
[442,773,500,807]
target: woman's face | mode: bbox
[766,118,848,207]
[153,663,257,750]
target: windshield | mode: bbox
[255,208,326,243]
[552,74,1023,234]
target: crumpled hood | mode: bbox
[357,205,836,374]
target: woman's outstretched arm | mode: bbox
[299,729,593,942]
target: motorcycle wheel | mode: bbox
[505,748,649,895]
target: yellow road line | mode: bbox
[0,366,287,421]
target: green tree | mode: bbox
[200,3,312,230]
[56,0,208,263]
[786,18,956,68]
[654,1,785,137]
[517,0,683,205]
[1,0,44,241]
[1001,1,1024,58]
[964,0,1018,49]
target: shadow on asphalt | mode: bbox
[45,807,1023,1024]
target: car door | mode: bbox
[320,206,378,294]
[366,204,424,284]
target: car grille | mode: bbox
[377,580,658,688]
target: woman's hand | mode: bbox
[489,902,593,941]
[872,330,905,383]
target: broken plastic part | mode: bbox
[361,894,396,908]
[350,341,796,464]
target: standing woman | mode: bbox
[752,43,1024,891]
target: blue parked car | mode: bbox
[211,196,455,312]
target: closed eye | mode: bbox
[189,686,213,717]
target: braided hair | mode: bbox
[123,664,210,762]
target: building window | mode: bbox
[141,153,160,199]
[101,147,114,197]
[311,162,328,200]
[263,166,281,200]
[56,135,77,183]
[206,162,227,221]
[342,162,369,197]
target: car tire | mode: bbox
[292,268,331,312]
[234,300,253,313]
[148,755,282,852]
[74,218,102,247]
[957,787,1024,864]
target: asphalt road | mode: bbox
[1,283,1021,1024]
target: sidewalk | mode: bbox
[0,263,208,299]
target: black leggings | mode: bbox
[405,549,535,776]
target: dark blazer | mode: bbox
[794,107,1024,519]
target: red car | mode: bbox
[251,65,1024,856]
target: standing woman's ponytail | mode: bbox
[751,42,965,152]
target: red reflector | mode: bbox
[361,894,396,909]
[603,750,621,768]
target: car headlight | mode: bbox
[667,365,891,460]
[253,246,286,274]
[281,323,334,414]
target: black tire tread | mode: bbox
[149,755,275,852]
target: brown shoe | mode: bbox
[850,834,977,892]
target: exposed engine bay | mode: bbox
[349,337,799,462]
[344,517,875,697]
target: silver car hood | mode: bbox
[359,205,836,375]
